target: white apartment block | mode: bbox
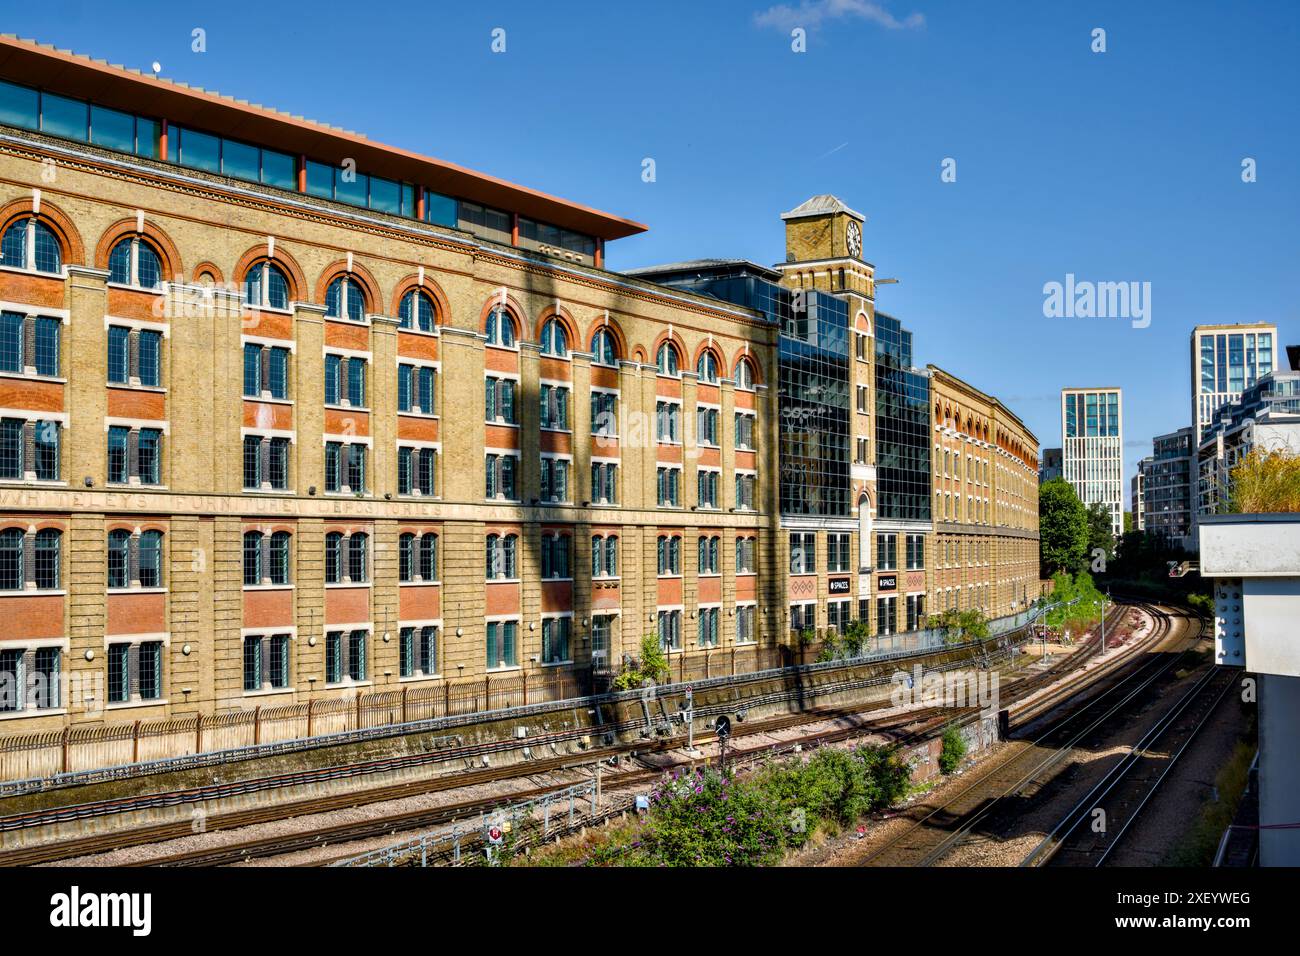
[1192,323,1277,442]
[1061,388,1124,537]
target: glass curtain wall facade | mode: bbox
[642,263,852,518]
[874,312,931,522]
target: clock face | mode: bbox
[846,220,862,258]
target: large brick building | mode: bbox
[0,37,1039,731]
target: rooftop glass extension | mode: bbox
[0,76,596,256]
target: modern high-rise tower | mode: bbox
[1061,387,1124,537]
[1191,323,1277,442]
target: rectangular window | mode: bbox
[486,621,518,670]
[107,643,130,703]
[657,610,682,651]
[540,457,569,502]
[137,330,161,387]
[591,461,617,504]
[267,348,288,399]
[828,533,851,573]
[346,359,366,407]
[540,385,569,430]
[735,412,755,450]
[789,532,816,575]
[876,596,896,636]
[541,617,571,664]
[591,391,617,436]
[138,429,161,484]
[107,326,130,384]
[324,354,341,405]
[138,641,162,700]
[325,631,343,683]
[268,438,289,489]
[243,636,263,691]
[347,444,366,493]
[876,533,897,571]
[243,435,261,489]
[906,534,925,571]
[906,594,926,631]
[34,317,59,376]
[29,421,57,480]
[656,467,681,507]
[107,426,129,484]
[243,343,262,397]
[0,312,21,373]
[324,442,342,492]
[348,630,367,681]
[735,473,755,511]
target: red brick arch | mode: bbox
[582,315,628,362]
[191,260,225,285]
[732,351,764,387]
[232,243,307,303]
[650,331,686,372]
[691,341,725,379]
[389,273,451,326]
[0,196,85,265]
[534,304,579,350]
[478,291,527,339]
[94,217,183,282]
[315,259,382,315]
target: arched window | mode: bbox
[420,533,438,581]
[348,533,369,582]
[656,342,679,376]
[485,307,516,347]
[107,529,130,588]
[138,530,163,588]
[399,533,416,582]
[399,289,436,332]
[243,531,264,586]
[244,260,290,310]
[0,528,22,590]
[326,275,366,322]
[324,531,343,584]
[696,352,718,384]
[108,236,163,289]
[1,218,62,274]
[269,531,291,585]
[590,328,618,366]
[35,528,61,590]
[735,358,756,390]
[540,318,568,357]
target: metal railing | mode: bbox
[0,604,1057,791]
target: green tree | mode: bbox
[1039,477,1088,575]
[1086,501,1116,567]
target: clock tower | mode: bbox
[776,194,875,300]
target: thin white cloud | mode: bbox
[754,0,925,32]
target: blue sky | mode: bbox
[9,0,1298,506]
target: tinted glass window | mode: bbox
[221,138,260,182]
[90,105,135,152]
[261,149,296,189]
[40,92,88,140]
[0,80,38,129]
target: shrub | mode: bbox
[1227,450,1300,514]
[939,725,967,775]
[612,634,671,690]
[816,631,840,663]
[566,743,913,866]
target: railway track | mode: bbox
[1022,661,1240,867]
[853,603,1206,867]
[3,604,1139,867]
[129,705,959,867]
